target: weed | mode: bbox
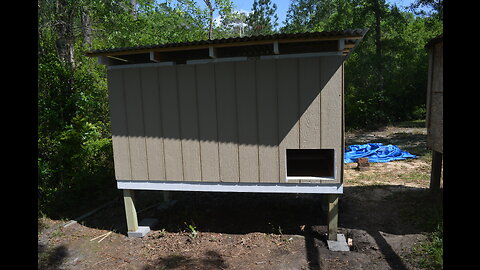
[268,222,283,235]
[410,221,443,269]
[184,222,198,239]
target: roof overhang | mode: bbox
[86,29,368,66]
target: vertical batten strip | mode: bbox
[254,62,261,182]
[319,57,323,149]
[196,64,220,182]
[233,63,241,183]
[256,59,279,183]
[274,59,281,183]
[177,65,202,181]
[141,67,166,180]
[123,68,149,180]
[157,67,167,180]
[193,65,203,181]
[158,66,183,181]
[138,69,150,181]
[277,58,300,183]
[174,67,185,181]
[215,62,240,182]
[235,61,259,182]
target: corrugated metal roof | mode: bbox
[86,28,368,57]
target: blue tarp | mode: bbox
[344,143,417,163]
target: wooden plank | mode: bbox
[277,58,300,183]
[320,56,343,182]
[158,66,184,181]
[235,61,259,182]
[196,64,220,182]
[107,69,132,180]
[298,57,321,150]
[140,67,165,180]
[428,43,443,153]
[123,189,138,232]
[209,47,217,58]
[429,150,443,190]
[273,41,279,54]
[215,62,240,182]
[256,59,279,183]
[327,194,339,241]
[149,51,160,62]
[177,65,202,181]
[123,68,149,180]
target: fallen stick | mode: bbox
[97,231,112,243]
[90,232,109,242]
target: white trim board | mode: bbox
[117,180,343,194]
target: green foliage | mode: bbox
[245,0,279,35]
[409,212,443,269]
[283,0,442,129]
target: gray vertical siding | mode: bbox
[123,69,149,180]
[256,59,280,183]
[426,42,443,153]
[320,57,344,182]
[107,69,131,180]
[196,64,220,181]
[141,67,166,180]
[158,66,183,181]
[235,61,260,182]
[177,65,202,181]
[277,58,300,183]
[215,62,240,182]
[108,56,344,184]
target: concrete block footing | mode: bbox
[127,218,159,238]
[127,226,150,238]
[327,233,350,251]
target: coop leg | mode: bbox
[162,191,170,202]
[123,189,139,233]
[327,194,339,241]
[429,150,443,191]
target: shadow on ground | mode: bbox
[73,185,441,270]
[38,244,69,270]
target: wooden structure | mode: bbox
[425,34,443,190]
[87,29,368,239]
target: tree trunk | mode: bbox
[203,0,214,40]
[130,0,137,19]
[371,0,384,91]
[55,0,75,69]
[80,6,92,46]
[209,9,214,40]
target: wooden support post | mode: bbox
[273,41,279,54]
[162,191,170,202]
[123,189,139,232]
[150,51,160,62]
[429,150,443,191]
[209,46,217,58]
[327,194,339,241]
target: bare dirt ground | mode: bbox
[38,123,442,270]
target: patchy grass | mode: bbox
[397,190,443,269]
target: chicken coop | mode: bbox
[86,29,368,239]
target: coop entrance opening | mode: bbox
[286,149,334,179]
